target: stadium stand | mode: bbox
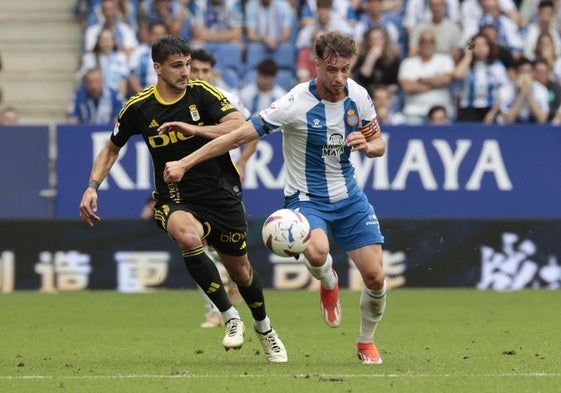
[2,0,558,126]
[0,0,82,124]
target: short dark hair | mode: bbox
[316,0,333,9]
[315,31,357,63]
[257,59,278,76]
[533,56,551,70]
[538,0,554,9]
[513,56,532,70]
[151,35,190,63]
[191,48,217,67]
[428,105,447,119]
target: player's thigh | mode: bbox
[154,203,205,245]
[165,209,203,233]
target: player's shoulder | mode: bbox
[347,78,372,102]
[346,78,368,94]
[276,81,315,109]
[119,85,157,117]
[188,79,227,98]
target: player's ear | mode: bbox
[153,62,161,75]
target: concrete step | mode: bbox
[0,0,77,16]
[2,46,80,73]
[0,0,83,124]
[0,19,81,44]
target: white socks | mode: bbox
[302,254,337,289]
[358,280,386,343]
[221,307,241,323]
[221,308,271,334]
[254,316,272,334]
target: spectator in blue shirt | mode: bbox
[67,68,125,125]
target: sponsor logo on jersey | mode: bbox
[189,104,200,121]
[148,131,192,148]
[149,119,159,128]
[322,133,345,157]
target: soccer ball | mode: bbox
[262,209,311,257]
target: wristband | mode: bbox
[88,180,100,190]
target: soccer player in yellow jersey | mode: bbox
[79,35,287,362]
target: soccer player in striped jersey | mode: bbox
[158,31,388,364]
[79,35,287,363]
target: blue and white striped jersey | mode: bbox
[252,78,377,203]
[458,60,508,109]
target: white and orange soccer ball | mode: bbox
[261,209,311,257]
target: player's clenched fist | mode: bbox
[163,160,186,183]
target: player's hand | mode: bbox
[164,160,186,183]
[157,121,193,135]
[79,188,101,227]
[346,131,368,152]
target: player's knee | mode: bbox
[304,249,329,267]
[363,270,385,291]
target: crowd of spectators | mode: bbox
[68,0,561,125]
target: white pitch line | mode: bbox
[1,373,561,380]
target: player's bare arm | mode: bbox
[162,121,260,183]
[157,111,244,139]
[235,139,259,182]
[79,140,121,227]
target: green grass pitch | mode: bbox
[1,289,560,393]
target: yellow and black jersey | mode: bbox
[111,81,241,204]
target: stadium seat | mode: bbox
[272,42,296,71]
[202,42,243,89]
[243,69,257,86]
[244,42,271,72]
[276,70,297,91]
[241,69,296,92]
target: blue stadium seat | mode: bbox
[272,42,296,71]
[202,42,243,89]
[243,69,257,86]
[244,42,271,72]
[241,69,296,92]
[276,69,297,91]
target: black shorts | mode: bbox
[154,200,248,257]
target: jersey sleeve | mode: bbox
[349,80,380,141]
[191,81,239,121]
[355,82,376,126]
[110,99,138,147]
[251,90,294,136]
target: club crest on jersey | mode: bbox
[311,118,322,128]
[189,104,200,121]
[346,110,359,127]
